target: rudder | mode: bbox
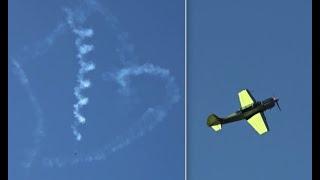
[207,114,222,132]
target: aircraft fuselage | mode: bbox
[208,97,279,126]
[207,89,280,134]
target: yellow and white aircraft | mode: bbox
[207,89,280,135]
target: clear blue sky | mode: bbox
[9,0,184,179]
[188,0,311,180]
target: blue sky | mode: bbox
[188,0,311,180]
[9,0,184,179]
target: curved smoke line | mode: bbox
[10,0,181,168]
[10,0,102,168]
[15,0,101,66]
[10,58,45,168]
[13,0,126,66]
[43,63,180,167]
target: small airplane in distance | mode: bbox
[207,89,280,135]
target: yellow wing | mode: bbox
[247,112,269,135]
[238,89,256,109]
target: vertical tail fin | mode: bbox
[207,114,222,132]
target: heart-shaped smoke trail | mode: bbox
[10,0,182,168]
[42,0,182,166]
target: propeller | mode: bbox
[276,100,281,111]
[272,91,281,111]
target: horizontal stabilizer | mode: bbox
[207,114,222,132]
[211,124,222,131]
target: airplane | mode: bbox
[207,89,280,135]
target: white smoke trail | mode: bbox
[15,0,101,66]
[78,0,137,65]
[99,64,181,153]
[9,0,102,169]
[42,1,181,167]
[112,64,180,102]
[10,1,102,168]
[11,0,182,168]
[42,63,180,167]
[65,8,96,141]
[10,58,45,168]
[15,22,67,66]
